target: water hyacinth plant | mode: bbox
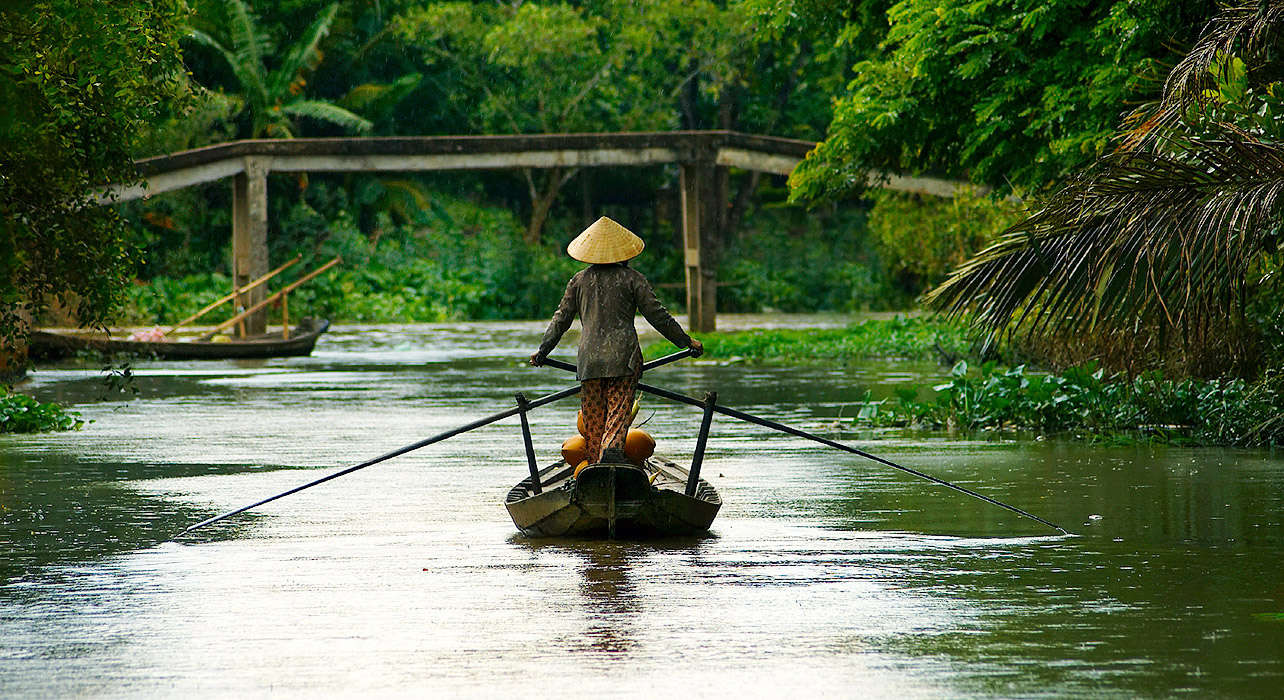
[856,361,1284,447]
[0,390,83,433]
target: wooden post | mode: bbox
[680,162,716,333]
[516,393,542,495]
[281,292,290,340]
[686,391,717,497]
[232,156,269,337]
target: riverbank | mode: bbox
[641,319,1284,448]
[643,315,979,364]
[852,361,1284,448]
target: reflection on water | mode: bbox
[2,317,1283,697]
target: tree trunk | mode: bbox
[0,306,31,383]
[680,61,701,130]
[524,167,578,245]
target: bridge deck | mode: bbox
[111,131,973,334]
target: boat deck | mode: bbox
[504,455,722,538]
[505,456,720,505]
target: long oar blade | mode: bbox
[638,382,1068,535]
[179,384,582,536]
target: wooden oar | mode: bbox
[199,256,342,340]
[178,384,581,536]
[537,353,1066,534]
[638,382,1068,534]
[539,347,695,374]
[164,255,301,335]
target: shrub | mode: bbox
[866,187,1023,296]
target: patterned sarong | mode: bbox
[580,371,639,463]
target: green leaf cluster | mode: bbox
[866,185,1023,294]
[925,8,1284,377]
[0,390,83,433]
[187,0,372,137]
[857,361,1284,447]
[393,0,723,134]
[785,0,1210,200]
[0,0,188,348]
[642,316,977,364]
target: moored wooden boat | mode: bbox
[29,318,331,361]
[505,456,721,538]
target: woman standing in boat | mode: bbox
[530,216,703,464]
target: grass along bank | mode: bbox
[642,316,978,365]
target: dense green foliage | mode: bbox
[0,390,83,433]
[390,0,839,241]
[0,0,188,347]
[926,4,1284,378]
[642,316,976,364]
[781,0,1212,200]
[856,361,1284,447]
[119,188,905,324]
[866,187,1022,294]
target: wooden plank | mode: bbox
[267,148,681,172]
[102,158,246,203]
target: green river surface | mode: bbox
[2,317,1282,698]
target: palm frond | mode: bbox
[222,0,269,100]
[1165,2,1284,107]
[187,26,268,113]
[1126,2,1284,150]
[268,3,339,100]
[379,178,435,224]
[281,100,373,133]
[340,73,423,120]
[927,130,1284,342]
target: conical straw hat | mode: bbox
[567,216,644,264]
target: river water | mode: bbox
[2,318,1282,698]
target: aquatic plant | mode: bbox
[856,361,1284,447]
[0,390,83,433]
[643,316,980,364]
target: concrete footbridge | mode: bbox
[113,131,970,333]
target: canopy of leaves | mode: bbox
[0,0,188,348]
[396,1,717,134]
[783,0,1212,201]
[927,2,1284,378]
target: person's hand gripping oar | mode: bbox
[537,352,1068,535]
[177,349,696,537]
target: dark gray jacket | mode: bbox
[537,264,692,380]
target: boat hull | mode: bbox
[29,318,330,360]
[505,458,721,538]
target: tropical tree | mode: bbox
[394,0,759,243]
[926,2,1284,377]
[0,0,188,364]
[776,0,1213,201]
[188,0,371,138]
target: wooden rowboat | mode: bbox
[505,456,722,538]
[29,318,331,361]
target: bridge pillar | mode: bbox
[231,157,269,337]
[680,162,717,333]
